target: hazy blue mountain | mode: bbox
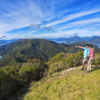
[0,39,17,46]
[47,36,100,47]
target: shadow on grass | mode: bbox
[10,85,29,100]
[91,65,100,72]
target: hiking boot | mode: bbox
[86,70,91,73]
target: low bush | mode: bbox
[48,51,83,75]
[0,67,19,100]
[94,53,100,65]
[49,52,69,63]
[48,61,67,75]
[19,62,45,83]
[66,51,83,67]
[0,59,47,100]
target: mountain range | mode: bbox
[0,39,100,60]
[0,39,100,67]
[0,36,100,47]
[0,39,68,61]
[0,39,17,46]
[47,36,100,47]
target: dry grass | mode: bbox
[23,66,100,100]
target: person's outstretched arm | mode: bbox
[75,46,83,49]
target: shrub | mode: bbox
[2,66,19,80]
[48,61,68,75]
[0,67,19,100]
[19,63,40,82]
[66,51,83,67]
[49,52,66,62]
[94,53,100,65]
[48,51,83,75]
[48,52,70,65]
[27,58,41,63]
[19,61,47,83]
[0,60,47,100]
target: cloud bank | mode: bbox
[0,0,100,39]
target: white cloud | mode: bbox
[43,8,100,27]
[0,0,49,33]
[57,17,100,30]
[0,30,36,40]
[0,0,100,39]
[1,28,100,40]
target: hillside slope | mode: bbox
[23,67,100,100]
[0,39,69,60]
[0,39,100,61]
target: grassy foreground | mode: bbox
[23,67,100,100]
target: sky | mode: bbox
[0,0,100,40]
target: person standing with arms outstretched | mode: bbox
[75,44,90,70]
[87,45,95,72]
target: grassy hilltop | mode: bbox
[0,40,100,100]
[23,67,100,100]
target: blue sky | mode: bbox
[0,0,100,39]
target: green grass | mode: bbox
[23,67,100,100]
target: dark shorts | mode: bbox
[82,58,88,64]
